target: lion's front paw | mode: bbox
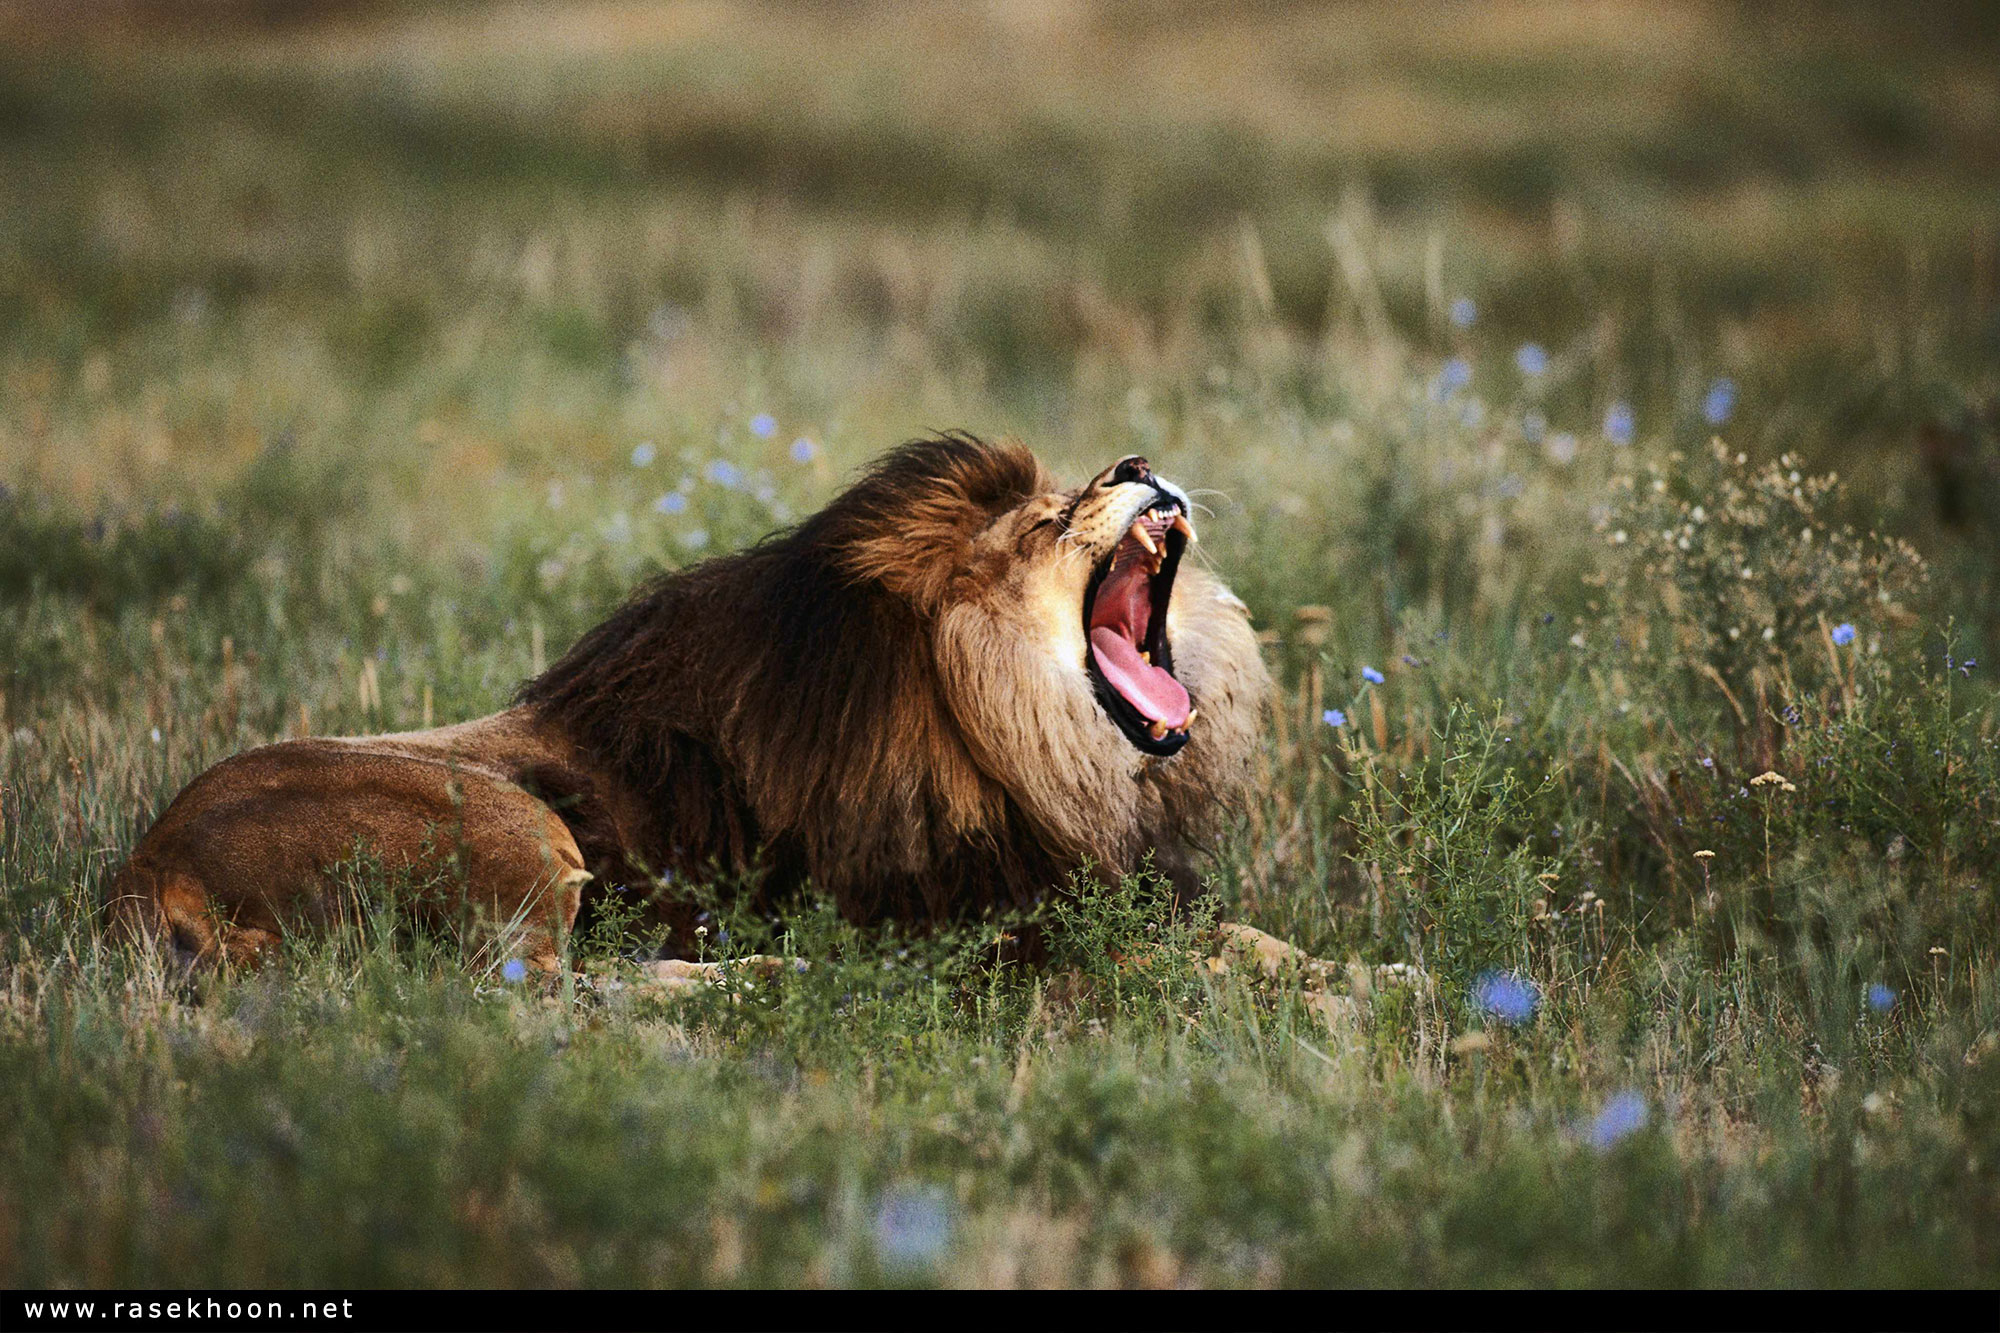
[1204,921,1335,985]
[633,954,807,996]
[1202,925,1438,1037]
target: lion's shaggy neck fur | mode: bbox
[516,433,1266,930]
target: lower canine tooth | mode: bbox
[1185,708,1199,726]
[1149,720,1170,740]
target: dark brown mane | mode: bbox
[516,433,1060,925]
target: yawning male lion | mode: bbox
[109,434,1289,978]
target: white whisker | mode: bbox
[1181,487,1229,519]
[1053,529,1095,574]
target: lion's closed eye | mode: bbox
[1013,517,1058,556]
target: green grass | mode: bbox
[4,0,2000,1288]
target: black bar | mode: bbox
[3,1287,1997,1333]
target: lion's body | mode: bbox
[108,435,1270,971]
[107,712,598,971]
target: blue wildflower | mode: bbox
[1603,401,1635,446]
[501,959,528,984]
[1867,983,1895,1014]
[1515,343,1549,377]
[706,459,742,488]
[1588,1090,1648,1149]
[873,1185,952,1272]
[1322,708,1346,727]
[655,491,687,515]
[682,528,710,550]
[1522,410,1547,444]
[749,413,778,439]
[630,441,656,468]
[1361,665,1385,685]
[1702,378,1737,426]
[1473,970,1538,1025]
[1831,623,1856,647]
[1440,358,1472,392]
[790,436,817,463]
[1449,297,1477,328]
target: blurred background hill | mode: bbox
[3,2,1996,501]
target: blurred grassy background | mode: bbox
[4,1,1999,661]
[4,1,1998,501]
[4,0,2000,1289]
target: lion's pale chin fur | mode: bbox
[109,433,1271,969]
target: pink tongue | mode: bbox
[1088,550,1189,727]
[1091,629,1191,726]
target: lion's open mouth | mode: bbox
[1084,496,1197,756]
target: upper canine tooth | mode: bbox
[1131,522,1158,555]
[1172,512,1198,544]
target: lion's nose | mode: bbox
[1109,456,1151,486]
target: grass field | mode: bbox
[4,0,2000,1288]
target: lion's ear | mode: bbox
[826,434,1052,614]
